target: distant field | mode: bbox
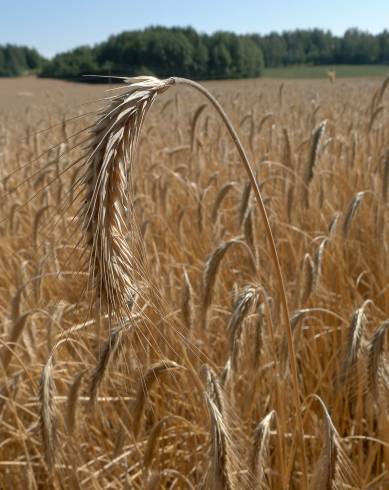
[264,64,389,78]
[0,75,386,117]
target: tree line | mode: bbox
[40,27,264,80]
[0,44,45,76]
[257,28,389,67]
[2,27,389,80]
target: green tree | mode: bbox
[0,44,45,77]
[339,28,380,63]
[41,46,97,79]
[378,30,389,63]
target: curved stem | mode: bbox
[173,77,307,488]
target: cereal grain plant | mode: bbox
[0,74,389,489]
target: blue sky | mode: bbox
[1,0,388,58]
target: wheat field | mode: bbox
[0,75,389,489]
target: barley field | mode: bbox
[0,74,389,489]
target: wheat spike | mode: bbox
[202,365,235,490]
[340,301,370,385]
[1,312,29,372]
[66,371,85,434]
[303,120,326,208]
[89,327,124,403]
[343,191,365,238]
[39,354,57,472]
[132,360,183,439]
[202,238,256,329]
[382,149,389,202]
[181,269,193,335]
[211,182,236,222]
[190,103,207,151]
[80,76,174,316]
[228,286,260,371]
[367,319,389,403]
[238,181,251,227]
[243,207,255,255]
[250,410,276,488]
[300,253,314,304]
[310,395,362,490]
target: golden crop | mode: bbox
[0,75,388,489]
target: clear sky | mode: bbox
[1,0,388,58]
